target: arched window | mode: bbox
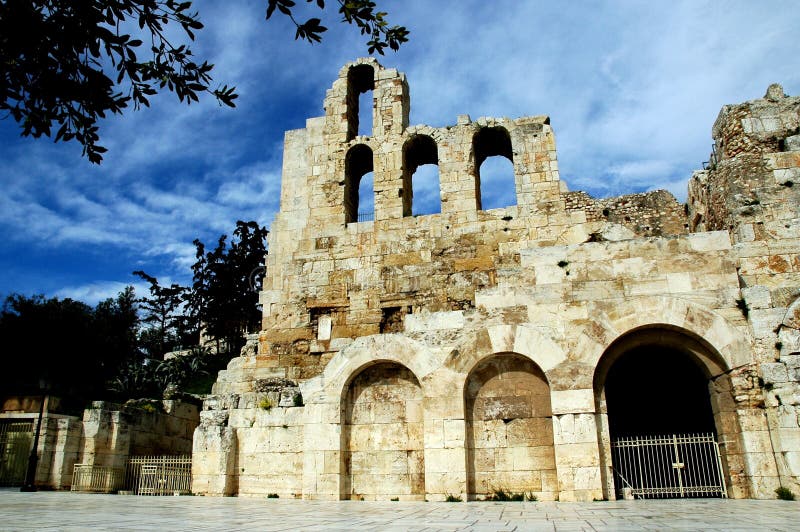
[347,64,374,140]
[344,144,374,223]
[402,135,440,216]
[473,126,515,210]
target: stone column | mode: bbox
[191,412,237,496]
[301,401,342,500]
[551,390,604,502]
[422,373,468,501]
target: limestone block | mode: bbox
[551,390,595,415]
[749,308,785,340]
[761,362,789,383]
[404,310,464,332]
[686,231,732,251]
[552,413,599,445]
[554,442,600,468]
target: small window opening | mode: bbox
[402,135,440,216]
[347,64,375,141]
[358,91,373,137]
[310,307,334,340]
[380,306,408,333]
[345,144,374,223]
[358,171,374,222]
[473,127,515,210]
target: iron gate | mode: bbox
[0,420,33,486]
[611,433,727,499]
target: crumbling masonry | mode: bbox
[193,59,800,501]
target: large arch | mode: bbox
[341,360,425,500]
[464,352,557,500]
[577,296,752,375]
[592,324,737,500]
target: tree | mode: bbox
[193,220,269,355]
[132,270,187,358]
[92,286,141,372]
[0,1,408,163]
[0,289,139,399]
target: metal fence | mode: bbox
[71,464,124,493]
[71,455,192,495]
[612,433,727,499]
[124,455,192,495]
[0,420,33,486]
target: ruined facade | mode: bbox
[0,397,199,489]
[193,59,800,501]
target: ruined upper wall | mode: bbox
[688,84,800,238]
[257,59,688,379]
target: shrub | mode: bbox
[445,494,462,502]
[775,486,795,501]
[259,397,274,410]
[267,493,279,499]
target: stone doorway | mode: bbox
[594,327,735,499]
[342,362,425,500]
[464,353,557,500]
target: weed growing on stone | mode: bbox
[775,486,795,500]
[267,493,279,498]
[259,397,274,410]
[484,488,536,501]
[735,298,750,318]
[445,494,462,502]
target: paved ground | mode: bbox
[0,491,798,531]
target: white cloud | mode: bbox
[55,280,147,307]
[1,0,798,302]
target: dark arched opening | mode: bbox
[594,326,734,500]
[347,64,374,140]
[473,127,515,210]
[402,135,440,216]
[344,144,374,223]
[605,346,715,438]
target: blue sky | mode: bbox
[1,0,798,305]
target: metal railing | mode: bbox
[71,464,124,493]
[124,455,192,495]
[612,433,727,499]
[0,421,33,486]
[357,211,374,223]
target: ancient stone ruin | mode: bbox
[193,58,800,501]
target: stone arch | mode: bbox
[578,296,751,375]
[472,126,515,210]
[402,134,440,216]
[316,334,436,405]
[344,143,374,223]
[464,352,558,500]
[444,323,567,380]
[586,300,745,500]
[340,359,425,500]
[346,63,375,140]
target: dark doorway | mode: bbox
[604,345,716,439]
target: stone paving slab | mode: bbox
[0,491,798,531]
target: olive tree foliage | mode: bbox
[0,0,407,163]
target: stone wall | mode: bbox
[193,61,800,501]
[0,398,199,489]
